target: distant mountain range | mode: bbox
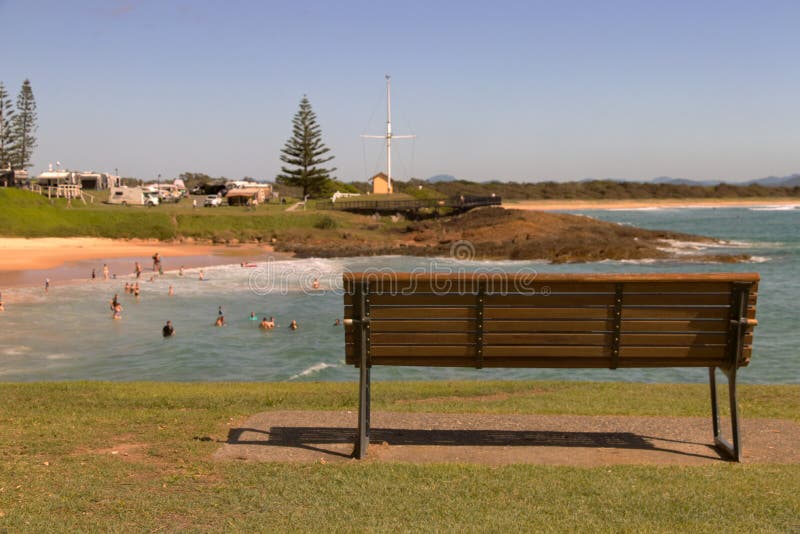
[427,174,800,187]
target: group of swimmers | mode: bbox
[161,309,301,337]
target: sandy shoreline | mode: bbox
[0,237,286,289]
[505,197,800,211]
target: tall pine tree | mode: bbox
[0,82,14,169]
[276,95,336,198]
[10,79,37,170]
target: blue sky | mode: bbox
[3,0,799,182]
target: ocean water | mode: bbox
[0,206,797,384]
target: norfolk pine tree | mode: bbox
[9,79,37,169]
[0,82,14,169]
[276,96,336,198]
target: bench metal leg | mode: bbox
[355,362,371,459]
[709,366,741,462]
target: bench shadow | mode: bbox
[226,426,722,461]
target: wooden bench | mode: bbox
[343,272,759,461]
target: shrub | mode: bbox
[313,215,338,230]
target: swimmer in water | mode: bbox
[199,269,204,281]
[259,317,273,329]
[249,311,257,320]
[215,315,225,327]
[218,305,223,316]
[179,265,184,276]
[110,293,120,311]
[289,320,298,330]
[113,302,122,320]
[168,285,174,296]
[103,264,109,280]
[45,278,50,294]
[162,320,174,337]
[333,318,341,326]
[133,283,140,298]
[312,278,320,290]
[124,282,130,294]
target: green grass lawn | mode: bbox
[0,188,365,242]
[1,381,798,532]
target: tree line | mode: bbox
[0,79,37,170]
[358,178,800,200]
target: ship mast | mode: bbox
[362,75,415,193]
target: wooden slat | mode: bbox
[358,280,618,294]
[484,333,610,346]
[369,345,475,357]
[616,358,724,368]
[623,294,732,306]
[369,307,475,319]
[485,320,614,332]
[621,320,728,333]
[344,272,761,285]
[368,357,480,367]
[622,307,729,320]
[344,293,476,306]
[360,356,724,368]
[485,307,613,319]
[620,346,726,358]
[621,333,728,346]
[371,320,475,332]
[484,346,608,357]
[624,282,732,293]
[485,294,615,306]
[370,333,473,345]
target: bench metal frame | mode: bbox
[345,274,758,461]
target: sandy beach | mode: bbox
[505,197,800,211]
[0,237,284,289]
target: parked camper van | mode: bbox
[107,186,160,207]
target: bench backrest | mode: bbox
[343,272,759,370]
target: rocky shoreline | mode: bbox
[276,207,751,263]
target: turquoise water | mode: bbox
[0,206,797,384]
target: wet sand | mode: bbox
[505,197,800,211]
[0,238,287,289]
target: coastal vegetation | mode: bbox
[0,380,797,531]
[360,177,800,201]
[0,188,749,262]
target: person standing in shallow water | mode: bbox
[162,320,174,337]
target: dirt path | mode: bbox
[214,411,800,466]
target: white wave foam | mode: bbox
[747,256,771,263]
[606,207,666,212]
[749,205,799,211]
[45,353,71,360]
[289,362,338,380]
[1,345,31,356]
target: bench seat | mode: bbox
[343,272,759,461]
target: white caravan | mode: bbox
[107,186,160,206]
